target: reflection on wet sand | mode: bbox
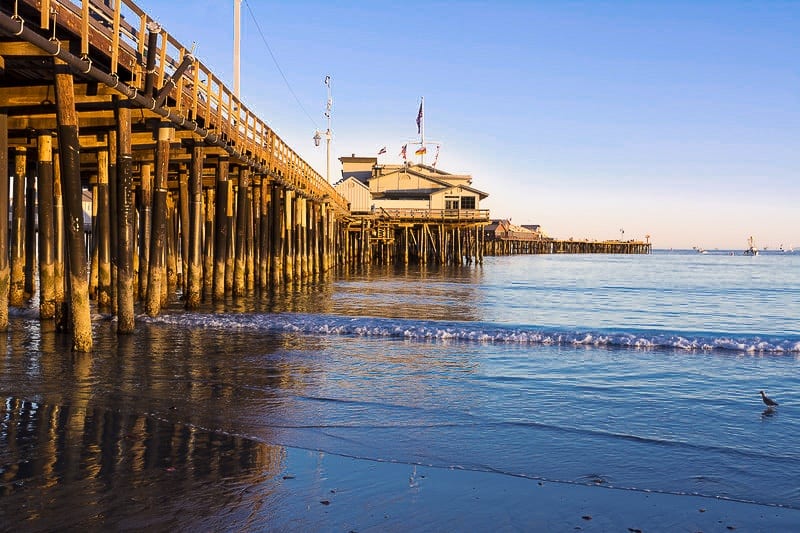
[1,397,283,530]
[0,316,317,530]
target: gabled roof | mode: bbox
[376,166,489,199]
[336,170,372,185]
[334,175,370,190]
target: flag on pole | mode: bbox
[432,144,440,167]
[400,144,407,160]
[416,100,423,134]
[415,146,427,156]
[378,146,387,155]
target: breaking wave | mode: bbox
[144,312,800,354]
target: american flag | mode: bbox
[416,100,423,133]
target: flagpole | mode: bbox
[325,75,332,183]
[233,0,241,99]
[420,96,425,165]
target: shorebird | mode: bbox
[760,390,779,408]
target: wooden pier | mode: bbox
[344,208,491,266]
[485,236,652,256]
[0,0,651,353]
[1,0,352,350]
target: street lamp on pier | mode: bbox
[313,75,332,182]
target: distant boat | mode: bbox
[779,244,793,253]
[743,236,759,256]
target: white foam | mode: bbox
[142,312,800,354]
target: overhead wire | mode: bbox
[242,0,320,130]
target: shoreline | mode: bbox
[253,447,800,532]
[5,435,798,531]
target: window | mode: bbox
[445,196,459,210]
[460,196,476,209]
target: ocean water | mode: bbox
[2,249,800,527]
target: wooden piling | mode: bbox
[54,59,92,352]
[284,190,294,282]
[24,151,36,298]
[116,100,135,333]
[146,123,171,317]
[165,191,178,291]
[186,145,204,307]
[271,185,284,286]
[96,147,112,308]
[234,167,249,295]
[107,130,119,308]
[178,166,190,294]
[10,148,26,306]
[203,188,215,294]
[258,181,271,288]
[246,185,255,291]
[36,131,57,318]
[0,112,9,331]
[225,180,235,292]
[213,158,229,300]
[53,153,67,331]
[138,163,152,300]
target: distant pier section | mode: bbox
[483,220,651,255]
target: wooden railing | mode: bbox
[9,0,348,212]
[377,208,491,221]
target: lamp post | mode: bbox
[313,75,332,182]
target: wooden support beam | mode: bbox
[10,148,26,306]
[178,166,190,294]
[146,122,171,317]
[271,185,284,286]
[96,146,112,308]
[0,112,9,331]
[213,158,229,300]
[186,145,204,307]
[24,151,36,298]
[138,163,152,300]
[36,131,57,318]
[54,59,93,352]
[234,167,249,295]
[116,100,135,333]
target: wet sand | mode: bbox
[3,424,797,532]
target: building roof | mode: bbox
[336,170,372,185]
[375,189,440,200]
[378,165,489,199]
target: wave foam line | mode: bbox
[143,312,800,354]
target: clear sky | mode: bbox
[134,0,798,250]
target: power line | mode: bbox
[242,0,319,129]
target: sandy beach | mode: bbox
[5,439,797,532]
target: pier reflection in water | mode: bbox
[1,398,283,530]
[0,317,303,531]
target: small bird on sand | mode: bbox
[760,390,779,408]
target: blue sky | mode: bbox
[134,0,799,249]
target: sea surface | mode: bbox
[2,249,800,529]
